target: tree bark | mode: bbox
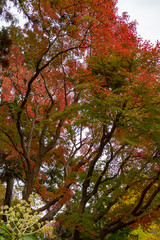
[3,175,14,222]
[22,171,35,201]
[72,229,80,240]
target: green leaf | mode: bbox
[24,235,36,240]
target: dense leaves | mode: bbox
[0,0,160,239]
[0,28,12,68]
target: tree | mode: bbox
[0,0,160,239]
[0,0,18,68]
[0,27,12,68]
[128,220,160,240]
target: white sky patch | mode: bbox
[117,0,160,44]
[0,1,26,29]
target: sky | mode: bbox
[117,0,160,44]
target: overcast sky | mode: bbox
[117,0,160,44]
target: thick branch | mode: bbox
[132,174,159,216]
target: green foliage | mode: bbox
[105,227,132,240]
[129,222,160,240]
[88,55,132,90]
[0,1,160,240]
[0,27,12,68]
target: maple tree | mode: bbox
[0,28,12,68]
[0,0,160,239]
[129,221,160,240]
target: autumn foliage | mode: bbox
[0,0,160,239]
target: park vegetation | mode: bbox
[0,0,160,239]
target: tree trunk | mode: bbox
[71,201,86,240]
[3,175,14,222]
[72,229,80,240]
[22,172,35,201]
[4,175,14,206]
